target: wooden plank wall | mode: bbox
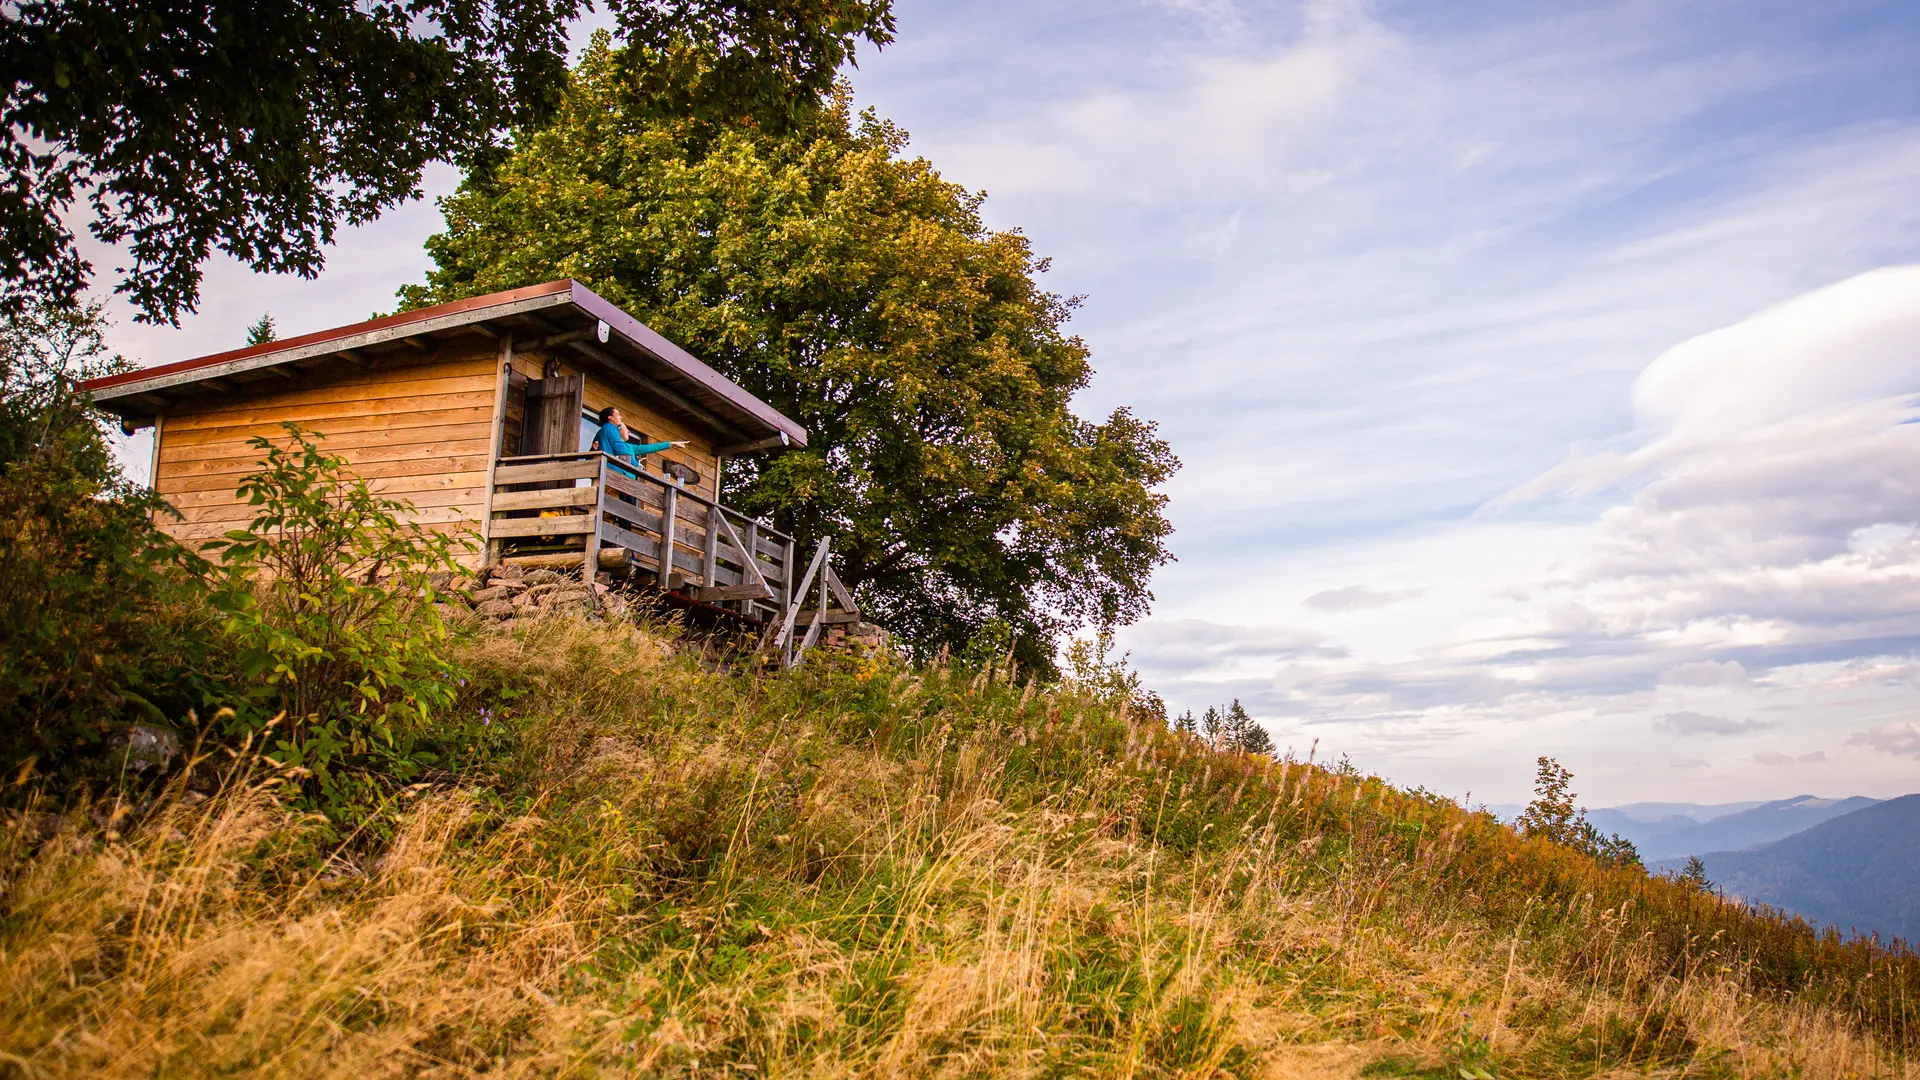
[152,349,498,562]
[506,351,721,501]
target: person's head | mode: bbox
[600,406,621,426]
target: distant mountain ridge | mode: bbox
[1690,794,1920,944]
[1600,800,1762,823]
[1589,795,1879,862]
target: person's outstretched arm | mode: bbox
[628,439,689,461]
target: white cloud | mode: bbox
[1670,757,1711,770]
[1304,584,1424,613]
[929,2,1387,201]
[1660,660,1748,686]
[1849,721,1920,759]
[1501,266,1920,507]
[1635,267,1920,438]
[1473,269,1920,692]
[1753,750,1796,766]
[1660,711,1772,736]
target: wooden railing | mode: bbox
[485,451,860,664]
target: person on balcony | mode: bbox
[593,406,686,470]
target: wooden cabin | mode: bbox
[84,280,858,656]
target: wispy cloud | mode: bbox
[1850,722,1920,759]
[1305,585,1425,613]
[1660,712,1773,736]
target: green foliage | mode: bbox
[203,424,473,825]
[1445,1016,1496,1079]
[1192,698,1273,756]
[1060,630,1158,719]
[244,313,277,346]
[402,42,1178,675]
[2,0,893,321]
[0,295,125,473]
[610,1,895,132]
[1517,756,1642,869]
[1228,699,1275,756]
[0,298,224,781]
[957,616,1014,675]
[1578,821,1644,870]
[1679,854,1712,892]
[1515,756,1581,846]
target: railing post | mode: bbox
[781,537,795,627]
[582,455,604,610]
[744,518,760,616]
[659,476,678,589]
[480,334,514,567]
[701,503,720,591]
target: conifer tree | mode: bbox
[1228,699,1275,757]
[1679,855,1712,891]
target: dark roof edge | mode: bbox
[85,281,574,398]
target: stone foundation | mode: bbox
[437,564,900,662]
[435,563,626,622]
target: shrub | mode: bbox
[0,298,226,784]
[1518,755,1642,869]
[204,424,473,826]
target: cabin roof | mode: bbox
[83,280,806,452]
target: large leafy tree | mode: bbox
[1,0,893,323]
[403,40,1178,671]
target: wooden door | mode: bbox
[520,375,584,456]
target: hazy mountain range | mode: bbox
[1486,793,1918,943]
[1588,795,1881,863]
[1686,795,1920,945]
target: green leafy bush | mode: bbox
[1517,756,1642,869]
[204,424,474,826]
[0,299,226,783]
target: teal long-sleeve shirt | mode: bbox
[593,422,672,467]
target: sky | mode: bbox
[93,0,1920,806]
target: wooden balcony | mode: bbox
[485,451,859,662]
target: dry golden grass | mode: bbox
[2,612,1914,1078]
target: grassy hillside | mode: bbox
[4,612,1917,1078]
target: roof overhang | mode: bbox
[84,280,807,451]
